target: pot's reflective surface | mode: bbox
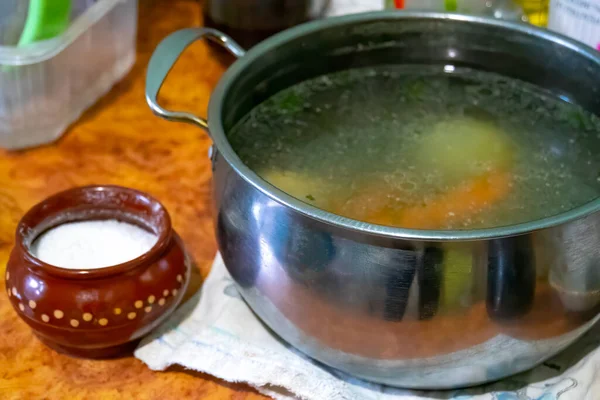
[147,13,600,388]
[215,159,600,388]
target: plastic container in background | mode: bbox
[0,1,29,46]
[0,0,138,150]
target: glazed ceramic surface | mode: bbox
[6,185,190,358]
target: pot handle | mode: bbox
[145,28,246,132]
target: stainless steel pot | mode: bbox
[145,12,600,389]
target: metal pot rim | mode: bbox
[208,11,600,241]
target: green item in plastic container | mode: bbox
[18,0,71,46]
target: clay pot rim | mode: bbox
[16,185,172,280]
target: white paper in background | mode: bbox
[136,254,600,400]
[325,0,384,17]
[549,0,600,50]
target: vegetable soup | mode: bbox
[229,66,600,230]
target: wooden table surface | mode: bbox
[0,1,266,399]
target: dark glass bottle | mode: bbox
[203,0,329,51]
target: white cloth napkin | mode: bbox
[135,254,600,400]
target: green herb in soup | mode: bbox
[228,66,600,230]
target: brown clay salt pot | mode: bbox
[5,185,190,358]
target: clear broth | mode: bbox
[228,66,600,230]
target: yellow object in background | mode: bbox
[515,0,549,26]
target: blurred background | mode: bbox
[0,0,594,151]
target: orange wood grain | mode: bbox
[0,1,266,399]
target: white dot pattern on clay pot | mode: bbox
[9,266,187,328]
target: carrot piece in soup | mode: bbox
[398,172,512,229]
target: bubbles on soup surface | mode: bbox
[228,66,600,230]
